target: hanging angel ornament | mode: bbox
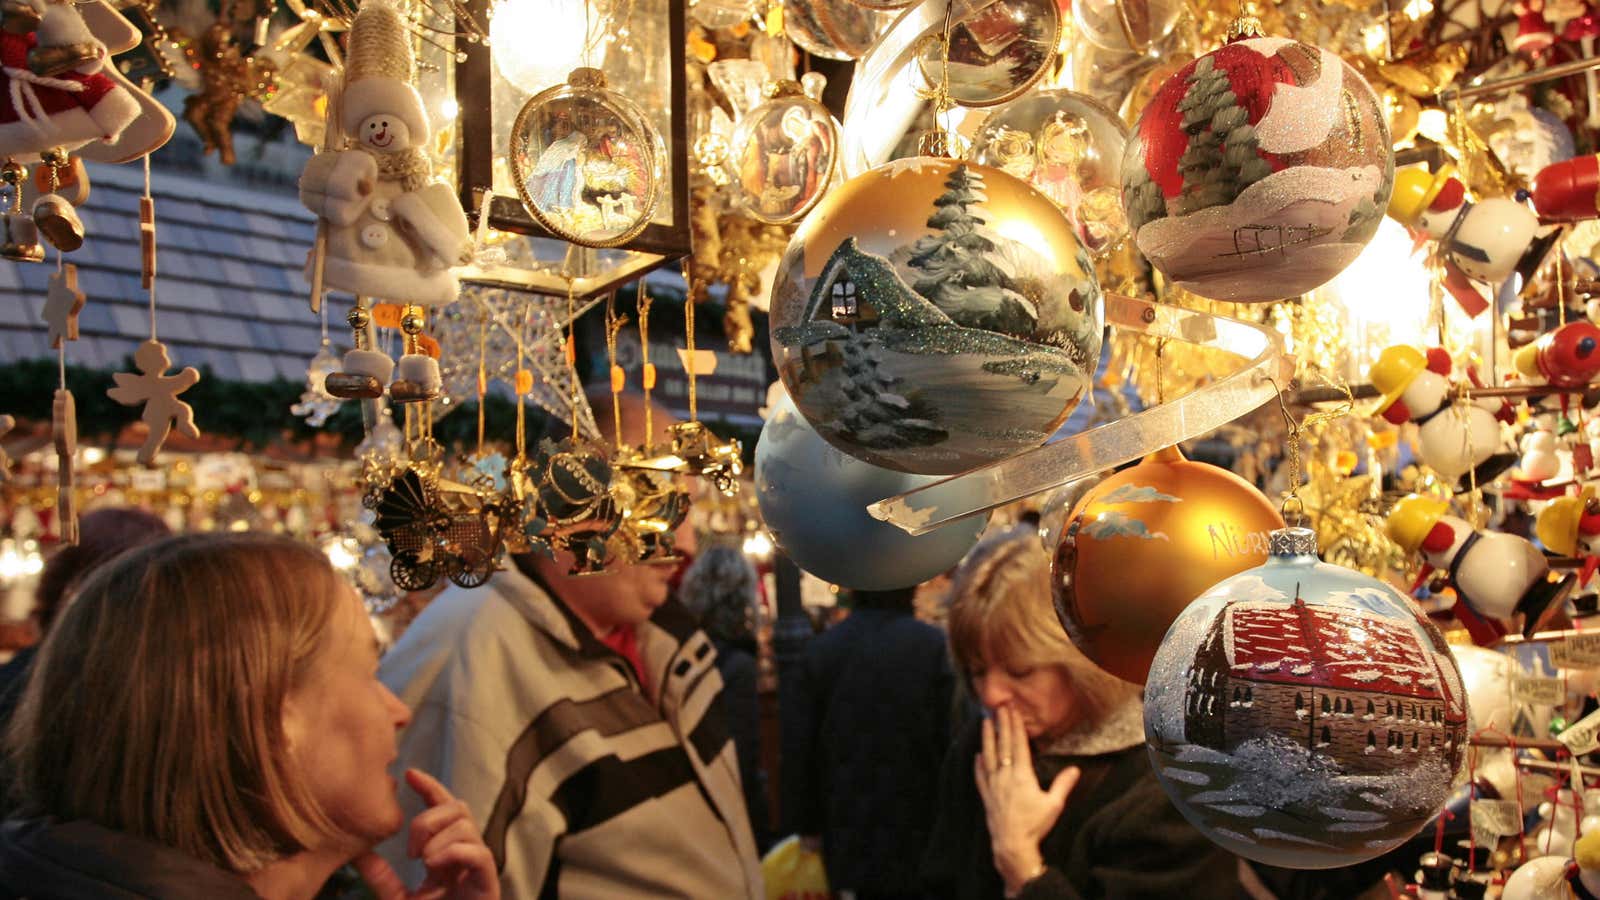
[106,339,200,464]
[299,0,472,405]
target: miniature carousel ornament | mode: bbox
[1050,445,1284,685]
[1120,25,1394,302]
[768,156,1103,475]
[1387,494,1574,641]
[509,67,663,248]
[729,79,837,226]
[1369,345,1517,491]
[299,0,473,404]
[755,390,988,590]
[1144,526,1467,869]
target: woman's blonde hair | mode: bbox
[5,532,348,873]
[946,527,1139,724]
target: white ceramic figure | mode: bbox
[1370,345,1516,490]
[1389,494,1574,638]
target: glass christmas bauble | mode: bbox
[971,90,1129,255]
[730,82,839,225]
[768,156,1103,475]
[1144,527,1467,868]
[1121,37,1394,302]
[509,67,664,247]
[1074,0,1183,52]
[781,0,883,60]
[914,0,1060,108]
[1051,446,1284,685]
[754,391,988,589]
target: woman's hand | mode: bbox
[354,769,500,900]
[974,706,1079,897]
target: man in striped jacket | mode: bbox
[375,398,763,898]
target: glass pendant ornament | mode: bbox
[730,80,839,225]
[1051,445,1284,685]
[768,156,1103,475]
[913,0,1061,108]
[1144,527,1467,869]
[754,391,988,589]
[1120,36,1394,302]
[1074,0,1184,52]
[781,0,884,60]
[509,67,664,248]
[971,90,1130,255]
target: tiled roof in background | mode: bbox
[0,123,349,384]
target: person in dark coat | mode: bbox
[679,544,772,851]
[781,584,954,900]
[923,527,1241,900]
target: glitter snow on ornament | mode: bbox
[1121,37,1394,303]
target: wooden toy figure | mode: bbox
[1370,344,1517,491]
[106,339,199,464]
[1388,493,1573,642]
[1537,485,1600,587]
[299,0,471,404]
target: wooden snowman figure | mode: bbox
[298,0,471,403]
[1514,321,1600,425]
[1388,493,1574,642]
[1370,344,1517,491]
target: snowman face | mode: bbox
[358,115,409,152]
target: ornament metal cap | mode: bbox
[568,67,607,89]
[1226,14,1265,42]
[1268,526,1317,558]
[765,79,804,99]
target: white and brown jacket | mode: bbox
[375,565,763,899]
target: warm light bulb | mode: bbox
[322,536,359,571]
[743,531,773,559]
[490,0,604,94]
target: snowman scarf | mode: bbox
[357,142,430,192]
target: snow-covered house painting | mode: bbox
[769,159,1102,475]
[1184,593,1468,775]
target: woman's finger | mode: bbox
[406,768,457,807]
[1047,765,1081,807]
[352,851,408,900]
[994,707,1012,772]
[419,817,481,864]
[424,842,500,895]
[1006,706,1031,771]
[408,799,471,858]
[973,754,992,805]
[981,714,997,772]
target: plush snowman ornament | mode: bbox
[298,0,471,403]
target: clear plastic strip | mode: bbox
[866,294,1291,534]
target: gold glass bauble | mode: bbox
[1051,445,1284,684]
[768,156,1104,475]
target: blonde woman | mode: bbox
[0,533,498,900]
[922,527,1239,900]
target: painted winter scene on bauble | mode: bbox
[1144,558,1467,868]
[769,157,1102,475]
[1121,36,1394,303]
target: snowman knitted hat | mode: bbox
[339,1,429,143]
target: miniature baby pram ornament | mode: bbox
[299,0,472,404]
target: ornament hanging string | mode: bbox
[477,304,488,458]
[1269,374,1355,526]
[681,263,699,423]
[604,291,627,452]
[143,155,156,342]
[566,277,581,440]
[639,279,655,441]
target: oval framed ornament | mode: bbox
[913,0,1061,109]
[509,67,664,248]
[730,81,840,225]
